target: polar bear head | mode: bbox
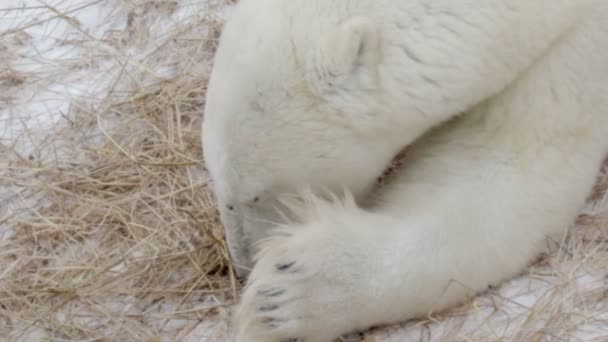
[203,0,405,276]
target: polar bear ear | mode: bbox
[307,17,380,95]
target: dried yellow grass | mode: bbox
[1,1,236,340]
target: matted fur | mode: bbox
[1,1,607,341]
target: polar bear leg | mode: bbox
[233,10,608,342]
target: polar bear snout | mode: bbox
[215,198,252,278]
[218,195,290,279]
[217,204,254,278]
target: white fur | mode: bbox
[202,0,608,341]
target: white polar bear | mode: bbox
[202,0,608,341]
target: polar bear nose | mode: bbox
[219,205,254,278]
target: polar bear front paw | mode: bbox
[233,225,371,342]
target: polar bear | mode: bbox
[202,0,608,341]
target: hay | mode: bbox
[1,1,607,341]
[1,1,235,340]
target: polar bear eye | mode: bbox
[226,204,234,211]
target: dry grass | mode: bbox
[0,1,607,341]
[1,81,234,340]
[1,1,236,340]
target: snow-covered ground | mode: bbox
[1,0,232,156]
[1,1,607,341]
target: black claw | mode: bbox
[261,317,284,329]
[281,338,304,342]
[259,304,279,312]
[261,317,276,324]
[257,286,286,297]
[276,261,296,272]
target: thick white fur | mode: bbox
[202,0,608,341]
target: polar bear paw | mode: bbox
[233,224,369,342]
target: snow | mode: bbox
[1,0,128,158]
